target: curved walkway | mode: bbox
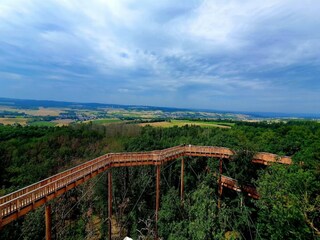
[0,145,291,228]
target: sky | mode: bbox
[0,0,319,114]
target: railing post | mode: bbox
[155,164,160,240]
[218,158,223,209]
[0,213,2,230]
[180,157,184,203]
[45,204,52,240]
[108,171,112,240]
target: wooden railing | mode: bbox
[252,152,292,165]
[184,145,234,157]
[220,175,259,199]
[0,145,291,227]
[0,154,111,205]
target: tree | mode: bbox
[256,165,319,239]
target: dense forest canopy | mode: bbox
[0,121,319,239]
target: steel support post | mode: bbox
[218,158,223,209]
[45,204,52,240]
[108,171,112,240]
[155,165,161,240]
[180,157,184,202]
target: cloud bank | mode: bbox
[0,0,319,113]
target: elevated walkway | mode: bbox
[0,145,291,228]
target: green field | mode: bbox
[139,120,234,128]
[0,117,235,128]
[176,120,235,127]
[88,118,123,124]
[28,121,57,127]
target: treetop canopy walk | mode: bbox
[0,144,292,239]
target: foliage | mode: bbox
[0,120,319,239]
[256,165,319,239]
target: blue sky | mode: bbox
[0,0,319,113]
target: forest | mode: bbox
[0,121,319,239]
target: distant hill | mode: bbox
[0,97,319,119]
[0,97,189,112]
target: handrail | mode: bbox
[0,153,110,204]
[0,145,291,226]
[1,156,113,218]
[0,146,185,206]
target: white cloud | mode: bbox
[0,0,319,112]
[0,71,22,80]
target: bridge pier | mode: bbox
[155,165,160,240]
[180,157,184,203]
[45,204,52,240]
[218,158,223,209]
[108,171,112,240]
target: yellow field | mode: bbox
[52,119,74,126]
[0,118,28,125]
[138,120,232,128]
[139,121,174,127]
[0,106,64,116]
[24,107,63,116]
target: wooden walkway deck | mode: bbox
[0,145,291,228]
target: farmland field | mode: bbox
[0,106,65,116]
[87,118,123,125]
[138,120,234,128]
[28,121,57,127]
[52,119,75,126]
[0,118,28,125]
[24,107,64,116]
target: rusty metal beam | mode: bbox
[180,158,184,202]
[45,204,52,240]
[108,171,112,240]
[155,165,160,240]
[218,158,223,209]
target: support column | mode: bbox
[180,157,184,202]
[218,158,223,209]
[108,171,112,240]
[155,165,160,240]
[45,204,52,240]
